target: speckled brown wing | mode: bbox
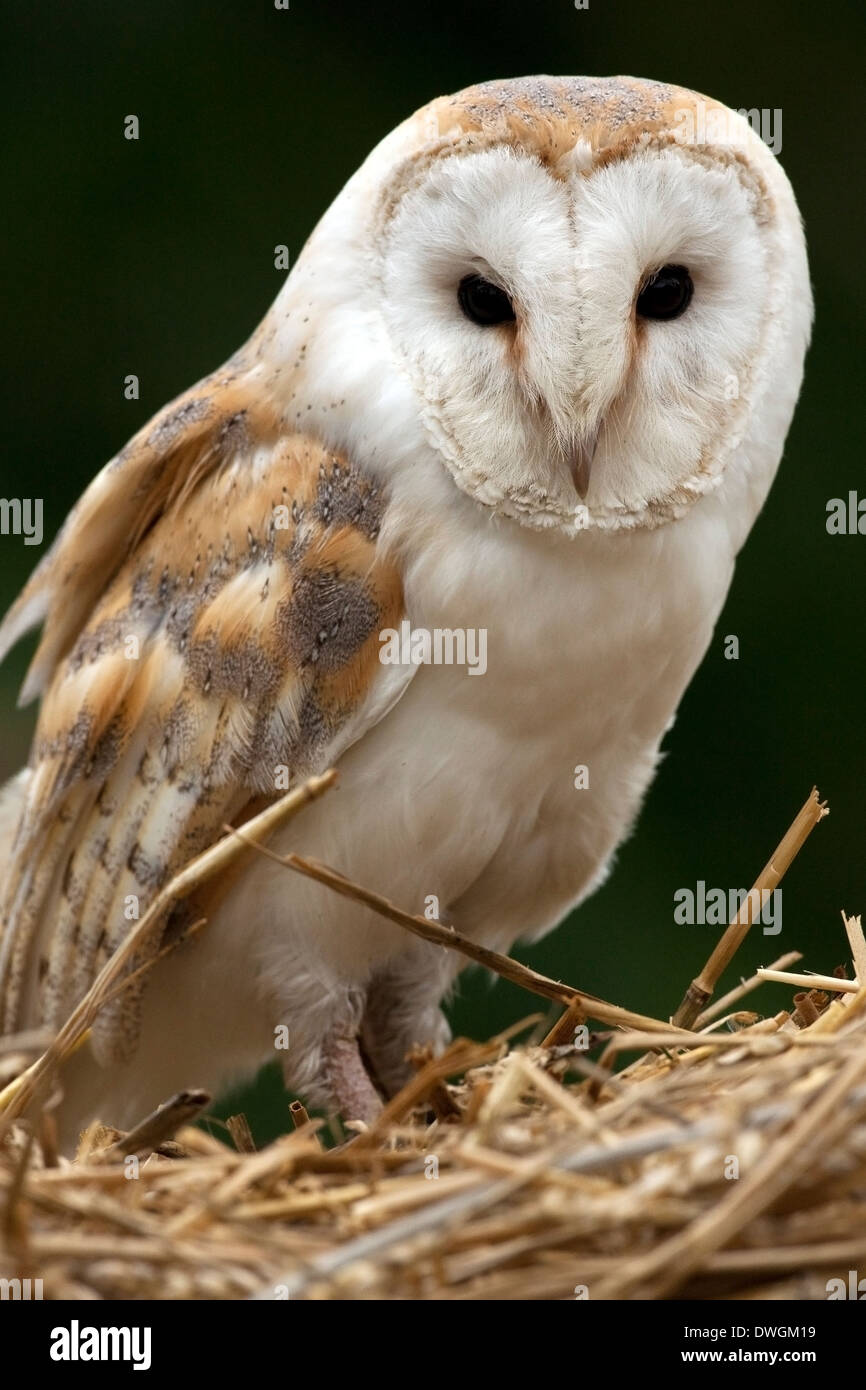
[0,371,408,1060]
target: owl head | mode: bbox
[255,75,812,537]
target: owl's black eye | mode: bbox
[458,274,515,326]
[636,265,694,321]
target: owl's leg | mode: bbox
[321,1027,383,1126]
[270,968,385,1125]
[361,946,454,1099]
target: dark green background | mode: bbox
[1,1,863,1141]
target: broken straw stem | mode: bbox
[695,950,803,1027]
[104,1088,211,1160]
[756,968,857,994]
[671,788,828,1029]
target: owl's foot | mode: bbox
[321,1029,383,1126]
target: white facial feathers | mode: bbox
[373,140,790,529]
[264,78,810,538]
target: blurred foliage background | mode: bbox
[1,0,863,1141]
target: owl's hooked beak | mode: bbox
[564,428,599,501]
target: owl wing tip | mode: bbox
[0,586,52,688]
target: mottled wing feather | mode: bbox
[0,377,409,1058]
[0,369,279,705]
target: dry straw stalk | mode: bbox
[2,781,864,1301]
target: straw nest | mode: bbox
[1,783,865,1301]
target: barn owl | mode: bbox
[0,76,811,1145]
